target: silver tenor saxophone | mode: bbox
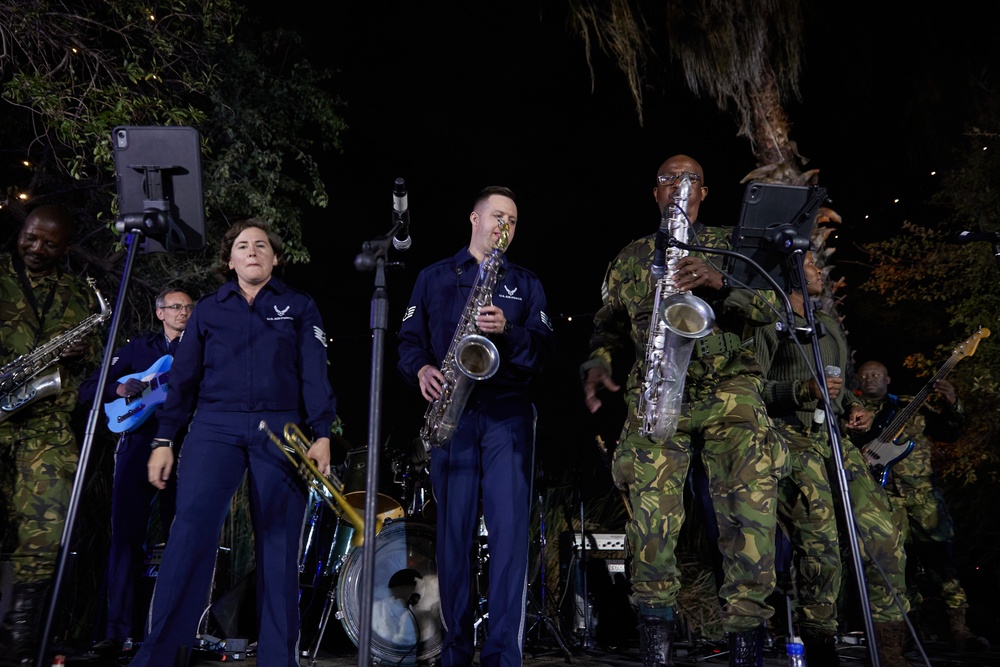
[0,278,111,422]
[638,174,716,441]
[420,218,510,450]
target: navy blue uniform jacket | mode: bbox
[397,247,555,398]
[155,277,337,441]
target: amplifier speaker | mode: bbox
[558,531,636,647]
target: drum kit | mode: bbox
[297,442,571,667]
[298,445,446,667]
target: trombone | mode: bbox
[259,420,379,546]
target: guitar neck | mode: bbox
[880,355,960,442]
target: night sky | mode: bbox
[264,3,1000,476]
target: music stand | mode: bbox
[35,126,205,667]
[725,182,827,292]
[112,125,206,253]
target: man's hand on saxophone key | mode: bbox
[673,257,726,291]
[417,364,446,402]
[476,305,506,335]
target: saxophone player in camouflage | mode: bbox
[0,205,101,663]
[582,155,787,667]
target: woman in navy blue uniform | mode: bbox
[129,218,337,667]
[397,186,555,667]
[78,288,193,652]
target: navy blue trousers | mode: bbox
[430,399,535,667]
[129,409,307,667]
[102,432,177,642]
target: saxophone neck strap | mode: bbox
[692,332,741,359]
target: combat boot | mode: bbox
[872,621,913,667]
[728,626,764,667]
[2,581,50,666]
[801,628,840,667]
[945,607,990,652]
[638,617,675,667]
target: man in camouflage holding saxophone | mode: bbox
[0,204,101,664]
[582,154,787,667]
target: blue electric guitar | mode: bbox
[103,354,172,433]
[860,327,989,485]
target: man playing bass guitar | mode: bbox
[77,287,194,656]
[847,360,989,653]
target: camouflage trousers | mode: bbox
[0,412,78,584]
[885,484,967,609]
[613,375,786,632]
[776,427,908,632]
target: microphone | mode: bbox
[950,230,1000,244]
[651,204,671,277]
[392,177,411,251]
[811,365,842,434]
[651,229,668,277]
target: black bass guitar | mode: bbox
[860,327,989,485]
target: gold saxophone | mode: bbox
[420,218,509,450]
[0,278,111,423]
[638,174,716,441]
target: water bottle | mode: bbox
[787,640,806,667]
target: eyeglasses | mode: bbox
[656,173,702,187]
[857,372,885,380]
[161,304,194,312]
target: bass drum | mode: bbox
[336,519,442,665]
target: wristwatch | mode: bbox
[150,438,173,450]
[503,321,512,334]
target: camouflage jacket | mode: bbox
[584,224,780,399]
[754,306,862,434]
[0,253,102,415]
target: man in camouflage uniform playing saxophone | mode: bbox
[582,154,787,667]
[0,205,101,665]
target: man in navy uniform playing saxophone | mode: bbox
[397,186,555,667]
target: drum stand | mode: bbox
[525,485,573,662]
[302,505,356,667]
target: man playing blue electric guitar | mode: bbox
[78,287,194,656]
[848,360,989,653]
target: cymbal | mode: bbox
[342,491,405,524]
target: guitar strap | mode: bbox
[856,393,899,447]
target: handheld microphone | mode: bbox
[811,365,842,434]
[950,230,1000,244]
[392,177,411,251]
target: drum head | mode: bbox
[337,520,442,665]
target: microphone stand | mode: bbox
[353,216,408,667]
[35,230,144,667]
[670,237,880,667]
